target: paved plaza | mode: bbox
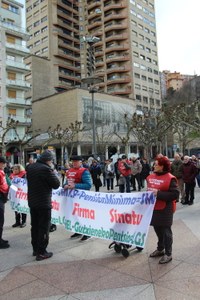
[0,185,200,300]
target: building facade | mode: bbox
[0,0,31,162]
[25,0,161,113]
[26,0,81,93]
[32,88,140,159]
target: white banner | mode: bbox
[9,178,155,248]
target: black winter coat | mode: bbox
[27,160,60,209]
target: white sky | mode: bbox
[155,0,200,75]
[18,0,200,75]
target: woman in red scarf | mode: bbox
[10,164,27,228]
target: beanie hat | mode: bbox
[70,155,82,161]
[40,150,53,162]
[0,157,7,163]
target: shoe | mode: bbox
[182,202,189,205]
[70,233,82,238]
[20,223,26,228]
[12,223,21,228]
[50,224,57,232]
[0,242,10,249]
[159,255,172,264]
[149,249,165,257]
[32,251,37,256]
[1,239,8,244]
[188,202,194,205]
[36,251,53,261]
[80,235,91,241]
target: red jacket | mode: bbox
[118,160,132,177]
[66,167,87,183]
[147,172,176,212]
[0,170,9,193]
[10,170,26,180]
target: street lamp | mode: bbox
[81,36,103,158]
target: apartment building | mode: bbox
[160,70,195,100]
[80,0,161,113]
[25,0,161,113]
[0,0,31,160]
[26,0,81,93]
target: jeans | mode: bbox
[30,207,51,255]
[0,199,5,240]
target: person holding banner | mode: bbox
[64,155,92,241]
[147,156,179,264]
[27,150,60,261]
[10,164,27,228]
[0,157,10,249]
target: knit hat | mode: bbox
[40,150,53,162]
[121,155,127,159]
[0,157,7,163]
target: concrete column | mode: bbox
[77,144,81,155]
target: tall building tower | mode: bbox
[80,0,161,113]
[25,0,81,93]
[0,0,31,157]
[25,0,161,113]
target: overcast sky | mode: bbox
[155,0,200,75]
[19,0,199,75]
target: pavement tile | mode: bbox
[71,284,155,300]
[0,267,37,295]
[0,279,64,300]
[154,284,197,300]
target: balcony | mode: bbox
[87,1,101,10]
[106,54,130,63]
[104,13,127,23]
[8,115,32,124]
[6,97,31,107]
[107,76,131,85]
[6,42,30,55]
[104,22,128,32]
[6,60,30,72]
[108,88,132,95]
[105,33,128,42]
[0,20,29,40]
[105,44,129,53]
[88,21,102,31]
[107,65,130,74]
[104,1,127,12]
[6,79,31,90]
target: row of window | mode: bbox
[28,36,48,48]
[131,29,156,47]
[1,1,19,14]
[26,0,45,12]
[133,52,157,65]
[132,40,157,56]
[133,62,159,75]
[30,47,48,55]
[131,19,156,37]
[136,95,160,106]
[26,5,47,20]
[28,26,48,40]
[27,16,47,31]
[130,0,155,18]
[131,0,154,10]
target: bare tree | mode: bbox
[0,119,19,156]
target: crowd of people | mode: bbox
[0,151,199,265]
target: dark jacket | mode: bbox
[27,160,60,209]
[171,159,183,179]
[90,164,102,187]
[182,161,197,184]
[149,172,179,227]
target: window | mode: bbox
[141,75,146,81]
[34,30,40,36]
[8,72,16,80]
[139,44,144,50]
[135,84,141,89]
[41,26,48,33]
[42,47,48,53]
[41,16,47,23]
[34,20,40,27]
[136,94,141,101]
[8,90,16,98]
[140,54,145,60]
[148,77,153,83]
[143,96,148,104]
[134,62,140,68]
[134,73,140,78]
[6,35,15,44]
[34,40,40,46]
[8,108,16,116]
[133,51,139,57]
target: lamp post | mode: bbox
[81,36,103,158]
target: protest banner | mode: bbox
[9,178,155,248]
